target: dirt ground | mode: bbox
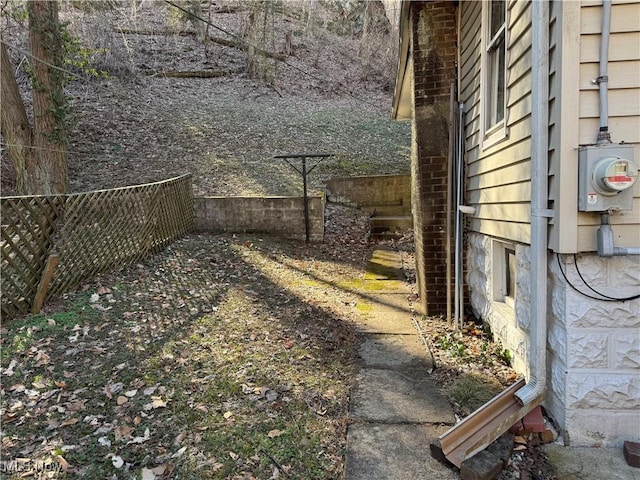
[1,1,410,197]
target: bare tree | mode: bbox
[1,0,69,195]
[185,0,207,43]
[246,0,276,82]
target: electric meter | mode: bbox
[592,157,638,195]
[578,144,638,212]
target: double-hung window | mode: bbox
[482,0,507,146]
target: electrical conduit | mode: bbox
[596,0,612,145]
[593,0,639,256]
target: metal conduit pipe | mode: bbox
[598,214,640,256]
[454,102,465,329]
[515,0,550,406]
[596,0,612,145]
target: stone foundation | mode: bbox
[467,232,640,446]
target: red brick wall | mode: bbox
[410,1,457,315]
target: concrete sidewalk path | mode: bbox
[344,248,459,480]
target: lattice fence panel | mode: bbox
[150,174,194,252]
[1,175,193,318]
[1,196,66,317]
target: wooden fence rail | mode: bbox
[1,175,194,318]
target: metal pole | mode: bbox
[273,153,334,243]
[302,156,310,243]
[454,103,465,329]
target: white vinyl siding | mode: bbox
[461,0,533,245]
[576,0,640,251]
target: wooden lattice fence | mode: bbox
[1,175,193,318]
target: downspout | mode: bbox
[595,0,612,145]
[515,0,551,406]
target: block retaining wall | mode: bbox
[325,174,411,214]
[194,196,324,242]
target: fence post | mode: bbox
[32,254,59,314]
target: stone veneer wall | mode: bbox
[548,254,640,447]
[467,233,531,376]
[468,232,640,447]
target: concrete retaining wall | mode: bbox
[194,196,324,242]
[325,174,411,214]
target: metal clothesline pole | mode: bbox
[273,153,335,243]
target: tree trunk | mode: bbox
[246,3,259,79]
[188,0,207,43]
[26,0,69,194]
[245,1,277,82]
[0,42,35,194]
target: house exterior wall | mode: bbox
[461,0,533,245]
[548,0,640,446]
[576,0,640,252]
[459,0,534,387]
[409,1,457,315]
[468,231,640,446]
[395,0,639,446]
[460,0,640,447]
[547,253,640,446]
[467,232,531,376]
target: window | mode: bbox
[504,247,516,308]
[493,240,516,309]
[482,0,507,146]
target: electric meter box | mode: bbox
[578,144,638,212]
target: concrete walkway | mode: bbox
[343,248,640,480]
[344,248,459,479]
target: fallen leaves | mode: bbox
[2,359,17,376]
[142,464,169,479]
[143,397,168,410]
[0,228,365,478]
[128,427,151,444]
[111,455,124,468]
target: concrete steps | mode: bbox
[369,215,413,240]
[359,204,408,217]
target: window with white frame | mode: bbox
[493,240,516,309]
[482,0,507,146]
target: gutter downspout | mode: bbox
[515,0,551,406]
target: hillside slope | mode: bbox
[1,0,410,196]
